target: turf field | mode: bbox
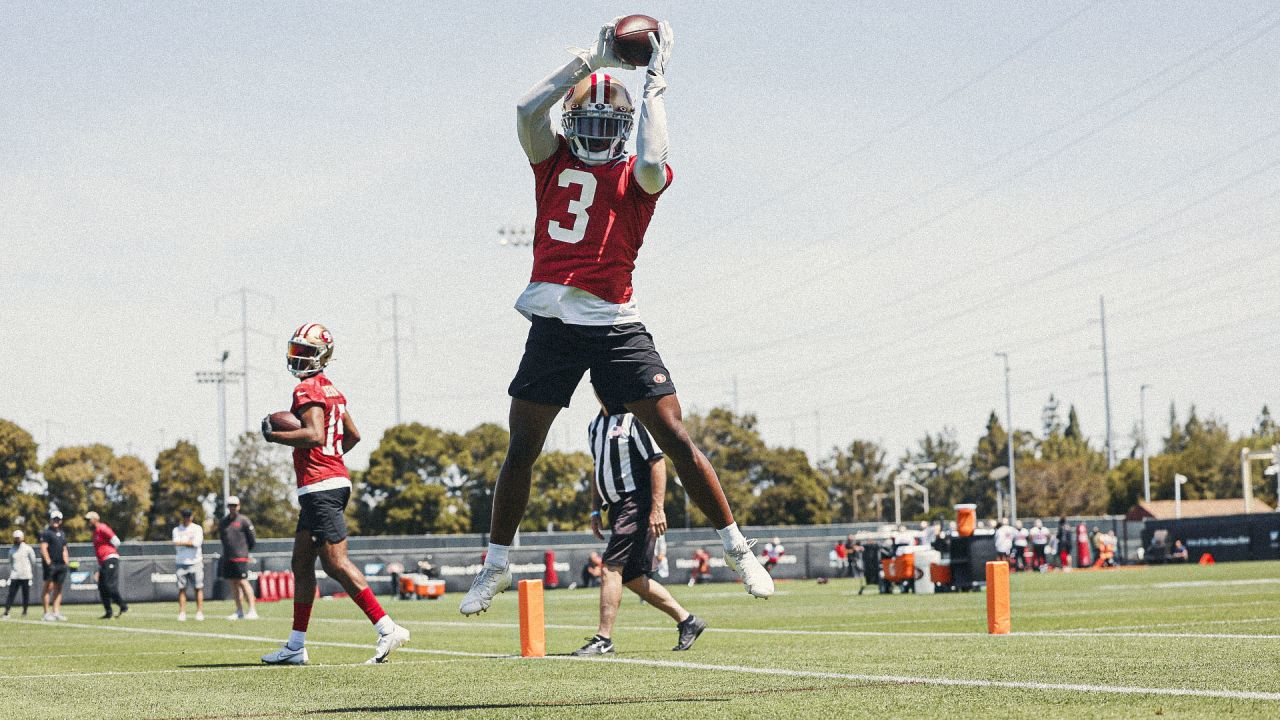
[2,560,1278,719]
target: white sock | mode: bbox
[717,523,747,551]
[287,630,306,650]
[486,543,510,568]
[374,616,396,635]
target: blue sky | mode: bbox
[3,2,1278,475]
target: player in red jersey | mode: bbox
[259,323,409,665]
[460,19,773,616]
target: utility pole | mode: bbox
[995,352,1017,522]
[216,287,275,433]
[1099,296,1115,470]
[814,410,822,461]
[1140,384,1152,503]
[379,294,415,425]
[196,351,242,511]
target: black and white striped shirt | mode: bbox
[587,412,664,506]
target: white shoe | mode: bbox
[54,613,67,621]
[725,539,775,599]
[42,613,55,622]
[177,611,187,622]
[261,644,308,665]
[226,612,242,621]
[195,611,204,621]
[367,624,410,664]
[244,610,259,620]
[459,563,512,616]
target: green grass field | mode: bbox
[2,560,1278,719]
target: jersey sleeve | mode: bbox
[632,421,664,461]
[291,380,325,412]
[624,155,674,199]
[531,136,568,193]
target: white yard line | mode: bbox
[545,655,1280,702]
[1100,578,1280,591]
[1052,615,1280,634]
[9,619,503,659]
[0,658,464,680]
[11,618,1280,701]
[0,648,263,660]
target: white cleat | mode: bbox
[244,610,260,620]
[226,612,242,621]
[725,539,775,599]
[195,611,204,622]
[177,611,187,622]
[261,644,308,665]
[367,624,410,664]
[459,563,512,616]
[42,613,56,622]
[54,613,67,621]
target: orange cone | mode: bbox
[986,561,1011,635]
[518,579,546,657]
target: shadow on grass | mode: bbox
[178,663,264,669]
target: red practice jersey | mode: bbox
[529,137,673,304]
[92,523,118,564]
[290,373,350,490]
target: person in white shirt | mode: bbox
[994,519,1015,562]
[1029,519,1050,570]
[172,509,205,621]
[4,531,38,619]
[1013,521,1030,571]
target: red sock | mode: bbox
[292,601,313,633]
[352,587,386,625]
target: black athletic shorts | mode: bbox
[508,315,676,412]
[43,564,68,585]
[221,558,250,580]
[602,493,657,584]
[297,487,350,545]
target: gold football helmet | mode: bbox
[286,323,334,378]
[562,72,634,164]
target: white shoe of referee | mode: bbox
[458,563,512,616]
[725,539,775,599]
[261,644,308,665]
[367,623,411,664]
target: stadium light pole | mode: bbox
[893,462,936,524]
[995,352,1017,523]
[197,351,243,512]
[1174,473,1188,519]
[1140,384,1152,503]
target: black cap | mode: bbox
[180,508,193,518]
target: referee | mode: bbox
[574,402,705,656]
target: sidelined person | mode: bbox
[574,402,705,656]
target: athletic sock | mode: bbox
[291,600,313,641]
[716,522,747,551]
[485,543,510,569]
[286,630,306,650]
[352,587,387,625]
[374,615,396,635]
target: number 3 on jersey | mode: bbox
[547,168,598,244]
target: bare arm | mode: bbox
[266,404,325,449]
[341,410,361,453]
[62,543,69,564]
[648,458,668,537]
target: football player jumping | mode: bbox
[260,323,410,665]
[460,19,773,616]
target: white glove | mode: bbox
[568,19,636,71]
[646,21,673,79]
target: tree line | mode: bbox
[1,400,1276,539]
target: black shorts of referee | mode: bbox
[602,492,657,583]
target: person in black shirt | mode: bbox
[39,510,69,622]
[574,405,705,656]
[218,496,258,620]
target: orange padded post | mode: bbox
[518,579,546,657]
[986,561,1010,635]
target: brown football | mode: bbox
[613,14,659,66]
[268,410,302,432]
